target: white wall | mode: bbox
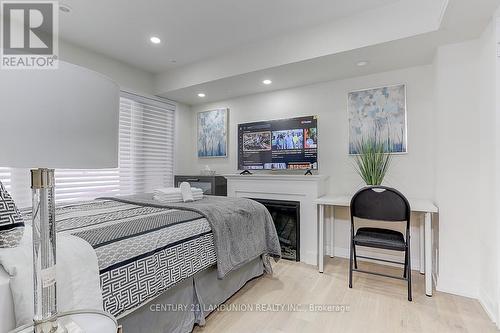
[431,16,500,325]
[433,18,500,320]
[496,16,500,326]
[178,65,436,269]
[477,20,498,322]
[174,102,196,175]
[433,40,481,299]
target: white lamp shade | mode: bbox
[0,61,119,169]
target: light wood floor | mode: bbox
[193,258,497,333]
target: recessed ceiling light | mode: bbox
[150,36,161,44]
[197,93,206,98]
[59,4,72,13]
[356,61,369,67]
[262,79,272,85]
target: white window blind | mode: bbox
[0,168,32,208]
[0,168,11,191]
[118,92,175,195]
[0,92,175,207]
[54,169,120,203]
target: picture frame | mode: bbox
[197,108,228,158]
[348,84,407,154]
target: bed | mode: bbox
[0,195,281,333]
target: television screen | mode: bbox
[238,116,318,171]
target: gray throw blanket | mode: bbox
[99,194,281,278]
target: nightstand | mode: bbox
[174,175,227,196]
[10,310,119,333]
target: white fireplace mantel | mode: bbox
[224,174,329,265]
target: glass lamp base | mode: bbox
[34,317,83,333]
[34,320,66,333]
[31,169,67,333]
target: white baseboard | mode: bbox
[435,281,478,299]
[300,250,317,266]
[361,275,498,327]
[478,289,498,326]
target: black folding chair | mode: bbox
[349,186,412,301]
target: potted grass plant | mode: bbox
[352,134,392,186]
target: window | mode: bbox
[0,92,175,207]
[0,168,31,208]
[118,92,175,195]
[0,168,11,191]
[54,169,120,204]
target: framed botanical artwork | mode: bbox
[197,108,228,158]
[348,84,407,154]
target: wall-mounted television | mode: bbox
[238,116,318,171]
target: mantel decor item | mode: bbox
[0,62,119,332]
[348,84,407,154]
[197,108,228,158]
[200,165,216,176]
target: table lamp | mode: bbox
[0,62,119,332]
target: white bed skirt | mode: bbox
[118,257,264,333]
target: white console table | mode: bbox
[315,195,438,296]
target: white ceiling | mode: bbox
[162,33,440,105]
[59,0,398,72]
[157,0,500,105]
[57,0,500,105]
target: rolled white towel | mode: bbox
[153,186,203,203]
[180,182,194,202]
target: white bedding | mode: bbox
[0,227,103,331]
[0,267,15,333]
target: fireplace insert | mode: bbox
[251,198,300,261]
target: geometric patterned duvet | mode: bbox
[52,199,217,317]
